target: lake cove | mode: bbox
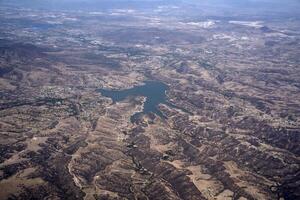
[98,81,171,122]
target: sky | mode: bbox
[1,0,300,15]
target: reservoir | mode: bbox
[98,81,171,121]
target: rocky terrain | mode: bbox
[0,1,299,200]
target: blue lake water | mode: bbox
[98,81,171,121]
